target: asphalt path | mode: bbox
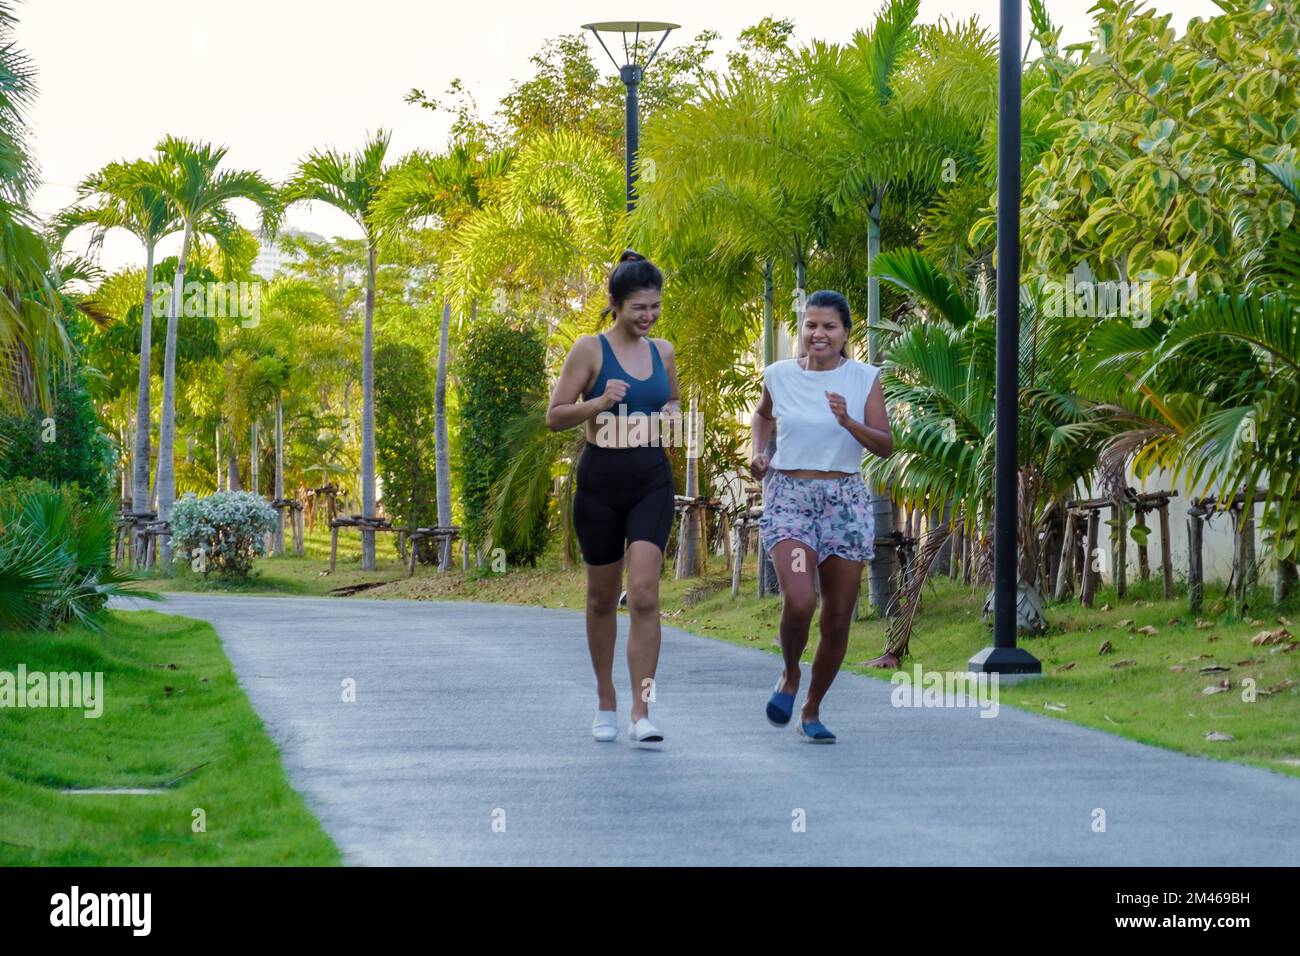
[111,593,1300,866]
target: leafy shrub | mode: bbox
[0,378,114,504]
[374,342,439,563]
[168,491,276,579]
[0,478,148,631]
[458,318,550,566]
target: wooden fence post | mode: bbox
[1081,509,1100,607]
[1188,508,1204,613]
[1158,499,1174,599]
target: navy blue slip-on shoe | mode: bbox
[766,683,796,726]
[797,719,836,743]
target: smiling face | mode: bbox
[611,287,662,337]
[801,304,848,359]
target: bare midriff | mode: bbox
[585,410,674,449]
[778,468,856,479]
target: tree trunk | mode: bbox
[758,257,779,596]
[1113,496,1128,600]
[121,421,130,506]
[250,419,259,495]
[132,242,156,515]
[435,299,453,570]
[867,192,882,364]
[865,190,899,616]
[933,500,953,575]
[681,393,701,577]
[360,241,378,570]
[274,394,285,556]
[153,224,193,567]
[226,428,242,492]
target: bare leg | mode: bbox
[585,558,624,711]
[803,555,864,723]
[623,540,663,722]
[770,539,819,696]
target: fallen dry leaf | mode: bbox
[1201,684,1228,695]
[1054,661,1076,673]
[1101,603,1112,612]
[1098,640,1113,655]
[1235,658,1263,667]
[1266,678,1297,694]
[1110,658,1138,668]
[1169,665,1185,673]
[1204,731,1235,742]
[1167,617,1181,626]
[1044,702,1067,711]
[1115,618,1134,629]
[1198,664,1230,673]
[1137,625,1159,636]
[1195,618,1214,629]
[1278,616,1294,627]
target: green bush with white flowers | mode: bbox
[169,491,277,579]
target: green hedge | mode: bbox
[0,377,114,504]
[458,317,549,566]
[374,342,439,563]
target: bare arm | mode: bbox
[545,337,626,431]
[749,385,775,478]
[657,338,681,417]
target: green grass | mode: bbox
[667,572,1300,779]
[0,611,341,865]
[147,536,1300,779]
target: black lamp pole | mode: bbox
[969,0,1041,676]
[622,64,641,211]
[582,21,679,213]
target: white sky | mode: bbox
[22,0,1223,272]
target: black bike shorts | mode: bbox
[573,443,676,566]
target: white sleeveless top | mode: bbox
[763,357,880,473]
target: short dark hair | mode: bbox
[804,289,853,357]
[601,250,663,320]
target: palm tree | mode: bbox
[128,137,277,563]
[635,66,831,583]
[441,131,623,562]
[284,131,392,570]
[377,139,514,567]
[57,158,179,515]
[0,2,74,419]
[867,247,1112,657]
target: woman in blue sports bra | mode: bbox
[545,250,680,747]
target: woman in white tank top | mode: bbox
[749,290,894,743]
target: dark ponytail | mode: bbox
[601,249,664,321]
[805,289,853,357]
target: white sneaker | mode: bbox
[627,716,664,748]
[592,709,619,742]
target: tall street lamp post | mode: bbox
[969,0,1042,676]
[581,20,679,211]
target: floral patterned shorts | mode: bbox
[759,471,876,563]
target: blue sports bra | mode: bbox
[584,333,671,415]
